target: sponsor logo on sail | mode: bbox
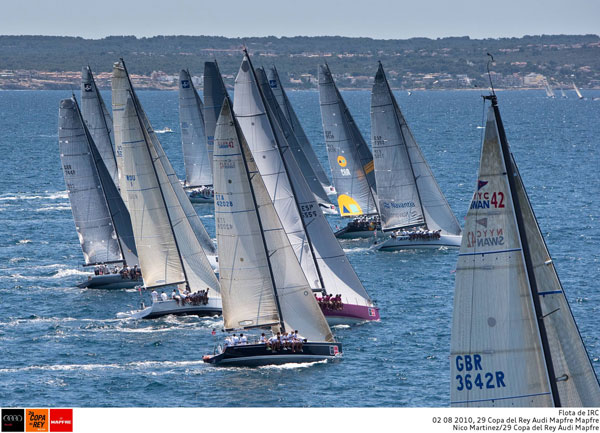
[477,180,488,190]
[83,83,92,92]
[49,409,72,433]
[337,155,347,167]
[268,79,277,88]
[181,80,190,88]
[2,409,25,432]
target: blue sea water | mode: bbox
[0,88,598,407]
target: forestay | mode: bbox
[112,59,216,256]
[179,69,212,187]
[371,63,461,236]
[255,67,373,305]
[451,101,600,407]
[203,61,229,173]
[318,64,378,217]
[121,95,219,292]
[233,55,321,290]
[267,66,334,203]
[59,98,137,267]
[214,98,332,342]
[81,66,119,189]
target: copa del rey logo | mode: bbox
[49,409,72,432]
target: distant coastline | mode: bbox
[1,34,598,91]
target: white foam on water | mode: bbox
[9,257,28,263]
[17,239,31,244]
[35,205,71,212]
[0,359,206,374]
[343,247,372,254]
[332,324,350,329]
[0,191,68,202]
[258,359,328,370]
[51,268,88,278]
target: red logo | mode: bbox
[49,409,72,432]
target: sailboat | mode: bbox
[450,92,600,407]
[58,96,140,290]
[543,80,555,98]
[81,66,119,188]
[572,82,584,100]
[559,86,568,99]
[234,53,379,324]
[112,59,221,319]
[371,63,462,250]
[203,98,342,366]
[178,69,214,203]
[267,66,337,214]
[318,64,381,239]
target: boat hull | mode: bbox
[77,274,141,290]
[203,342,342,367]
[318,202,338,215]
[334,223,382,239]
[186,186,214,204]
[131,298,222,320]
[322,303,380,325]
[376,234,462,251]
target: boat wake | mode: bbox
[258,359,328,370]
[0,359,206,374]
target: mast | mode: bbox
[247,58,326,293]
[487,93,561,407]
[73,96,128,266]
[129,92,189,287]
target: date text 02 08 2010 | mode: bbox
[454,354,506,392]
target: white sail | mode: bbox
[81,66,119,188]
[451,98,600,407]
[233,54,321,290]
[59,98,123,266]
[572,82,584,99]
[111,62,131,209]
[255,67,374,305]
[203,61,229,173]
[544,80,555,98]
[318,64,378,217]
[267,66,334,201]
[372,63,461,236]
[112,60,216,256]
[214,98,333,342]
[179,69,212,187]
[121,94,219,292]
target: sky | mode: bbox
[1,0,598,40]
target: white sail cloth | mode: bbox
[120,94,219,292]
[451,104,600,407]
[371,63,461,236]
[318,64,378,217]
[214,98,332,342]
[203,61,229,173]
[179,69,212,187]
[80,66,119,188]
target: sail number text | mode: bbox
[63,164,76,176]
[470,191,505,209]
[455,354,506,391]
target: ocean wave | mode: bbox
[0,359,206,374]
[0,191,68,202]
[17,239,31,244]
[35,205,71,212]
[258,359,328,370]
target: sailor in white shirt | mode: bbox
[239,333,247,345]
[160,291,168,302]
[259,333,267,344]
[231,334,239,345]
[151,290,158,303]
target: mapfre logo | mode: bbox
[48,409,72,433]
[1,408,25,432]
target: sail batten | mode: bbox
[318,64,378,217]
[450,95,600,407]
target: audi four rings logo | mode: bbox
[3,415,22,422]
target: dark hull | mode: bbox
[334,222,382,239]
[203,342,342,367]
[77,274,141,290]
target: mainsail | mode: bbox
[179,69,212,187]
[59,97,138,267]
[450,94,600,407]
[81,66,119,188]
[318,64,378,217]
[254,66,373,305]
[112,59,216,256]
[371,63,461,236]
[214,97,332,342]
[234,54,321,290]
[572,82,584,99]
[267,66,334,203]
[203,61,229,173]
[120,94,219,292]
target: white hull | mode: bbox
[131,297,222,320]
[376,234,462,251]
